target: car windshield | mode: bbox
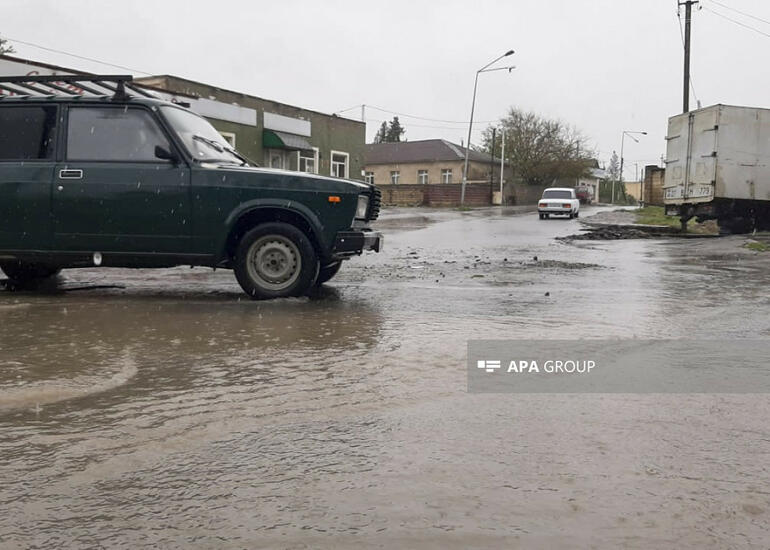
[161,106,246,165]
[542,190,572,199]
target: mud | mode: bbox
[1,205,769,548]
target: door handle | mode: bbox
[59,169,83,179]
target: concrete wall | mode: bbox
[643,166,665,206]
[503,181,551,206]
[625,181,642,201]
[377,184,492,207]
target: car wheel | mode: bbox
[0,262,60,285]
[234,222,319,299]
[539,213,545,220]
[569,213,574,219]
[575,211,579,218]
[316,261,342,285]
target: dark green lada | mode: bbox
[0,76,382,299]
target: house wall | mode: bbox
[364,159,507,186]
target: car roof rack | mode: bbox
[0,74,157,101]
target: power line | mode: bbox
[366,104,498,125]
[703,5,770,38]
[2,35,153,75]
[708,0,770,26]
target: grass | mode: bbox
[634,206,717,235]
[744,241,770,252]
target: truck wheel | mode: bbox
[234,222,319,299]
[0,262,60,285]
[316,261,342,285]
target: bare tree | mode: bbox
[480,108,595,186]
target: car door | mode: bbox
[53,104,191,254]
[0,104,58,251]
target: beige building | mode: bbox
[364,139,505,186]
[625,181,642,201]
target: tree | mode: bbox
[374,121,389,144]
[606,151,620,183]
[373,117,406,143]
[385,116,405,142]
[479,107,594,186]
[0,35,15,55]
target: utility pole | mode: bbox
[489,127,496,192]
[679,1,698,113]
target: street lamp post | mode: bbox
[615,130,647,204]
[460,50,515,205]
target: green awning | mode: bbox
[262,129,314,152]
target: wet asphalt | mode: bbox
[1,205,770,548]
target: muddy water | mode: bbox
[1,206,770,548]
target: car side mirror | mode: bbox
[155,145,179,164]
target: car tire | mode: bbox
[575,211,580,218]
[234,222,319,299]
[0,261,60,285]
[316,261,342,285]
[539,213,545,220]
[569,213,574,219]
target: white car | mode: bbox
[538,187,581,219]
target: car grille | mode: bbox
[368,186,382,221]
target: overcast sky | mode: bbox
[3,0,770,180]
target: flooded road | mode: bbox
[2,206,770,548]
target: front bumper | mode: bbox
[332,230,384,257]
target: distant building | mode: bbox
[0,55,365,179]
[364,139,505,187]
[576,160,605,200]
[625,181,642,201]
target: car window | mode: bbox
[0,106,57,160]
[66,106,171,162]
[542,190,572,199]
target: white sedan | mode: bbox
[538,187,581,219]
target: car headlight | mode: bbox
[356,195,369,219]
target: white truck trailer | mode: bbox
[663,104,770,232]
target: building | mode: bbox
[576,160,606,201]
[364,139,503,187]
[642,165,666,206]
[0,55,365,179]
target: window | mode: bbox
[219,132,236,147]
[542,190,574,199]
[0,106,57,160]
[390,171,400,185]
[441,169,452,184]
[418,169,429,185]
[67,107,171,162]
[299,147,319,174]
[266,149,287,169]
[365,171,374,185]
[161,106,241,164]
[331,150,349,178]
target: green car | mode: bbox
[0,75,382,299]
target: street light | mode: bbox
[461,49,515,205]
[614,130,647,204]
